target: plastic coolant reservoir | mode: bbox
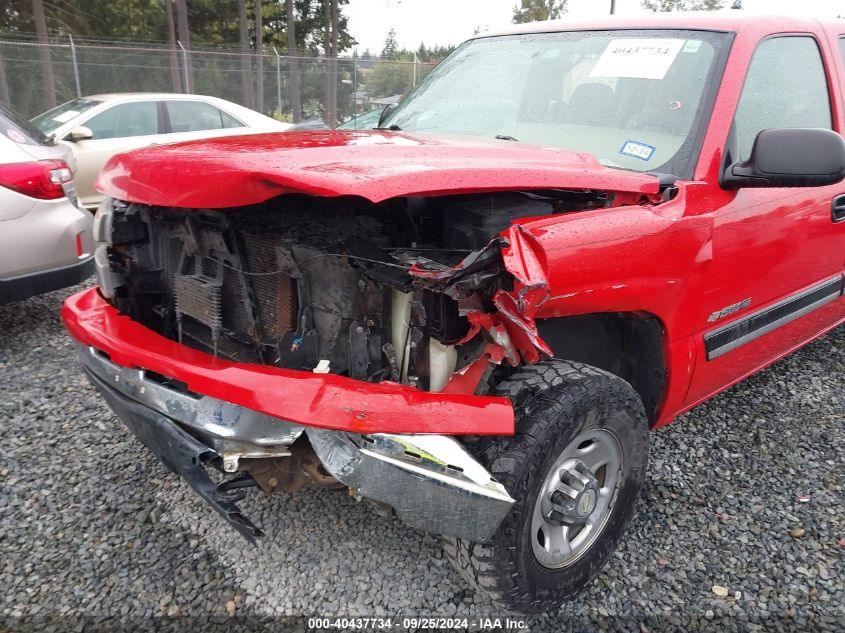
[391,290,413,382]
[428,339,458,392]
[390,289,457,390]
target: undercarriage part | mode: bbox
[243,439,343,494]
[243,456,303,494]
[216,473,261,501]
[300,450,345,489]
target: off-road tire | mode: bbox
[443,360,649,613]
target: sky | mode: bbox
[345,0,844,54]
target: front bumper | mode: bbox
[0,256,94,305]
[86,365,266,541]
[63,287,514,436]
[75,340,514,542]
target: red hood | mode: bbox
[97,130,660,208]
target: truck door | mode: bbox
[685,34,845,405]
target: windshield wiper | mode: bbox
[495,134,519,142]
[646,171,678,188]
[376,124,402,131]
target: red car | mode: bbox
[64,14,845,612]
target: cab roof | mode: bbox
[81,92,227,103]
[473,12,845,40]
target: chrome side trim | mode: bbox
[704,276,843,360]
[75,341,304,466]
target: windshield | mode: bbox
[31,98,102,136]
[383,29,729,177]
[338,108,384,130]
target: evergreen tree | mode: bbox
[642,0,724,11]
[381,28,398,59]
[512,0,567,24]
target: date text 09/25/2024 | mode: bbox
[307,617,529,630]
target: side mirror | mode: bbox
[67,126,93,142]
[377,104,396,128]
[721,128,845,189]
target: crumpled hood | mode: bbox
[97,129,660,208]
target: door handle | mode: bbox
[833,195,845,223]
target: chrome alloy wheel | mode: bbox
[531,428,623,569]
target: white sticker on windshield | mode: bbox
[52,110,79,123]
[590,38,684,80]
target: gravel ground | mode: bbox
[0,284,843,632]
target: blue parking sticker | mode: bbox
[619,140,656,161]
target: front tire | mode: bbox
[444,360,649,613]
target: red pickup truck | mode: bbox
[64,13,845,612]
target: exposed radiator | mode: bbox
[164,226,298,362]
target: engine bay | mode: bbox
[104,189,607,392]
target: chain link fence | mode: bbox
[0,35,440,125]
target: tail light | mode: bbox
[0,160,73,200]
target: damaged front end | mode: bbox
[95,190,565,393]
[75,339,515,540]
[71,188,611,540]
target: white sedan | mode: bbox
[31,93,292,209]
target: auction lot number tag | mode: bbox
[308,616,528,630]
[590,38,685,79]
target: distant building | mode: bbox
[353,90,370,107]
[369,94,402,108]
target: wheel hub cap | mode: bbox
[531,428,623,569]
[545,460,601,523]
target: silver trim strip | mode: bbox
[705,276,843,360]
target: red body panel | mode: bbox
[96,130,658,208]
[522,17,845,426]
[63,287,515,435]
[68,14,845,433]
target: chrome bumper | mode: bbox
[75,342,514,542]
[306,429,514,541]
[76,342,304,472]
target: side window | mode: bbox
[220,110,244,129]
[734,36,832,160]
[83,102,159,140]
[166,101,244,133]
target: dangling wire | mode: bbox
[211,252,414,277]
